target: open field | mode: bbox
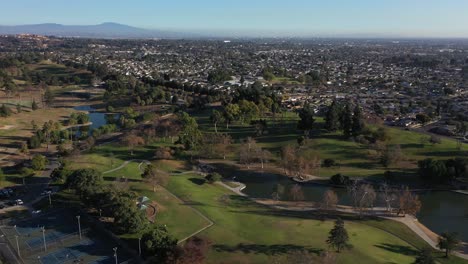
[192,108,467,182]
[167,172,453,264]
[60,113,466,263]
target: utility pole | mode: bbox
[14,235,20,257]
[138,237,141,256]
[41,227,47,251]
[113,247,118,264]
[76,216,82,240]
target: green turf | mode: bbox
[166,172,441,264]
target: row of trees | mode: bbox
[418,157,468,183]
[325,101,365,138]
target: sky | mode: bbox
[2,0,468,38]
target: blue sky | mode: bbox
[2,0,468,37]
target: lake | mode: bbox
[72,105,119,136]
[234,171,468,242]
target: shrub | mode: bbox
[31,154,47,171]
[323,158,337,167]
[205,173,222,183]
[330,173,350,186]
[20,167,35,177]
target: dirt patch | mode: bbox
[0,125,15,130]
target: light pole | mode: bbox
[113,247,118,264]
[76,216,82,240]
[48,193,52,206]
[14,235,20,257]
[41,227,47,251]
[138,237,141,256]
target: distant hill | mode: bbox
[0,22,192,39]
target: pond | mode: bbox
[234,171,468,242]
[72,105,119,137]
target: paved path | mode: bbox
[102,160,215,244]
[216,180,468,260]
[216,181,247,197]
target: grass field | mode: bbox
[192,108,467,183]
[167,172,446,264]
[65,129,468,263]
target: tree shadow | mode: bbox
[188,177,206,185]
[374,243,419,256]
[213,243,321,256]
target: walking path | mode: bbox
[216,179,468,259]
[102,160,215,245]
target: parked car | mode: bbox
[15,199,23,205]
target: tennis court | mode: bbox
[0,209,134,263]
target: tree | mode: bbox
[239,137,257,169]
[173,236,212,264]
[19,142,29,156]
[0,168,4,187]
[414,248,435,264]
[280,146,310,179]
[418,159,449,183]
[297,104,315,138]
[380,183,397,212]
[31,99,39,110]
[31,154,47,171]
[0,104,12,117]
[351,105,365,137]
[416,113,431,125]
[238,100,259,124]
[380,144,403,167]
[205,172,222,183]
[121,133,145,155]
[142,225,178,263]
[210,110,224,133]
[437,232,461,258]
[66,169,103,195]
[142,164,170,192]
[43,86,54,107]
[321,190,338,211]
[330,174,350,186]
[223,104,240,129]
[326,218,350,253]
[397,187,421,216]
[347,182,376,217]
[177,112,202,151]
[341,103,352,138]
[325,101,340,131]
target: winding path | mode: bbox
[102,160,214,244]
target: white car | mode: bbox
[15,199,24,205]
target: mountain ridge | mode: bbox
[0,22,191,39]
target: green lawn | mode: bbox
[193,108,467,182]
[167,172,443,264]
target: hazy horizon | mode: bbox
[2,0,468,38]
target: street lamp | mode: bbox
[113,247,118,264]
[76,216,82,240]
[138,237,141,256]
[14,235,20,257]
[41,227,47,251]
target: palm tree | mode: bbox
[438,232,460,258]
